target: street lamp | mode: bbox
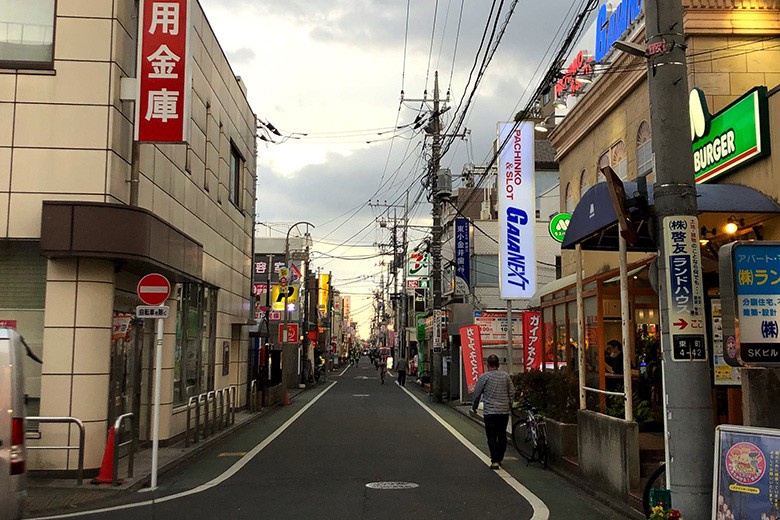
[284,221,314,389]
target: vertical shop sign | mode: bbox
[459,325,484,393]
[433,309,443,353]
[135,0,192,142]
[713,425,780,519]
[522,311,542,371]
[455,217,471,288]
[662,216,706,361]
[711,299,740,385]
[721,242,780,366]
[497,122,536,299]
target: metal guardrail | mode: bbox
[184,385,238,446]
[112,413,134,485]
[26,416,85,485]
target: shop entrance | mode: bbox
[109,314,145,443]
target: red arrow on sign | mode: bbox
[673,318,688,330]
[137,273,171,306]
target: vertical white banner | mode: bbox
[497,122,536,298]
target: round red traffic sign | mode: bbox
[137,273,171,306]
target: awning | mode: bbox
[528,271,582,308]
[561,182,780,251]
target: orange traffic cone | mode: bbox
[91,426,117,485]
[284,390,291,406]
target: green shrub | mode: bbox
[512,369,579,423]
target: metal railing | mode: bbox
[26,416,85,485]
[184,385,237,446]
[112,413,135,485]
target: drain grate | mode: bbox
[365,482,419,490]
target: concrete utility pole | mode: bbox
[644,0,713,514]
[430,72,444,403]
[401,191,409,358]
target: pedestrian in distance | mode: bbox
[377,354,387,384]
[395,354,408,386]
[471,354,513,470]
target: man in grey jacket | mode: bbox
[471,354,513,469]
[395,355,408,386]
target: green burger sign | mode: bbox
[690,86,770,184]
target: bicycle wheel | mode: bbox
[534,422,549,469]
[512,421,536,463]
[642,463,667,518]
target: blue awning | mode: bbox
[561,182,780,251]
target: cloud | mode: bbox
[226,46,256,66]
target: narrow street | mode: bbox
[30,363,634,520]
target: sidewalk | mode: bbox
[24,388,308,518]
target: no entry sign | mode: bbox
[137,273,171,306]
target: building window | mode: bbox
[637,120,653,181]
[598,140,628,181]
[564,182,574,213]
[229,143,242,206]
[579,169,590,201]
[0,0,55,69]
[473,255,498,286]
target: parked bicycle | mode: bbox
[642,462,667,518]
[511,401,549,469]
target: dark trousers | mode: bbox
[397,370,406,386]
[483,413,509,463]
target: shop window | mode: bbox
[473,255,498,286]
[229,143,242,207]
[0,0,55,69]
[173,283,216,404]
[636,120,653,181]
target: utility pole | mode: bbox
[644,0,712,514]
[430,71,444,403]
[401,190,409,358]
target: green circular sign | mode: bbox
[549,212,572,243]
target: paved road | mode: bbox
[30,362,635,520]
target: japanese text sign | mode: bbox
[473,310,522,345]
[662,216,706,361]
[455,217,470,288]
[459,325,484,393]
[723,242,780,366]
[522,311,542,371]
[713,425,780,519]
[497,122,536,298]
[433,309,443,352]
[135,0,191,142]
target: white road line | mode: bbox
[338,365,350,377]
[30,381,339,520]
[399,385,550,520]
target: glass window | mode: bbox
[173,283,215,404]
[637,120,653,179]
[0,0,55,69]
[611,140,628,180]
[579,169,590,201]
[229,144,242,206]
[564,182,574,213]
[473,255,498,286]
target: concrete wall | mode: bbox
[742,368,780,428]
[546,418,578,462]
[577,410,640,498]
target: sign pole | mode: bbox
[150,314,164,489]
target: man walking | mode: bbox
[395,354,408,387]
[471,355,513,469]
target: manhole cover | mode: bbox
[366,482,419,490]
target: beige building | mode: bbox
[0,1,256,474]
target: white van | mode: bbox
[0,329,32,520]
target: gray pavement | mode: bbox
[25,361,639,520]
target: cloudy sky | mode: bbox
[200,0,589,338]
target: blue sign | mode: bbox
[595,0,644,63]
[734,244,780,364]
[715,425,780,519]
[455,217,470,288]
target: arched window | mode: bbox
[579,169,591,200]
[598,140,628,180]
[637,120,653,182]
[565,182,574,213]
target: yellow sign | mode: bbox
[318,274,330,313]
[271,285,298,311]
[279,267,289,278]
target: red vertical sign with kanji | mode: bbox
[523,311,542,371]
[459,324,485,393]
[135,0,191,142]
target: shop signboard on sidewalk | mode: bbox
[662,216,707,361]
[459,325,484,393]
[473,310,522,345]
[522,311,542,371]
[713,425,780,519]
[720,242,780,366]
